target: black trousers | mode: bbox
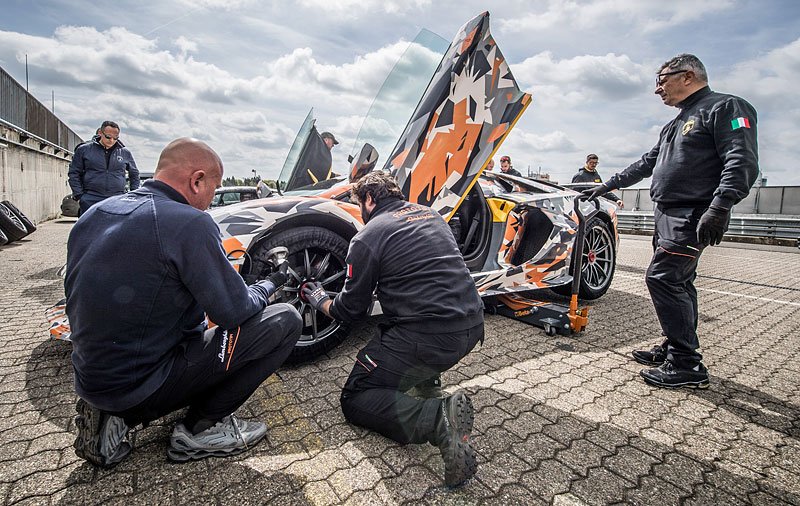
[646,206,707,368]
[340,322,483,445]
[78,194,107,215]
[115,304,302,426]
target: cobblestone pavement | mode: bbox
[1,219,799,505]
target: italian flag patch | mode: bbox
[347,264,353,278]
[731,117,751,130]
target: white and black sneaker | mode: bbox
[167,415,267,462]
[435,391,477,487]
[74,398,131,468]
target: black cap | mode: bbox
[586,153,598,161]
[321,132,339,145]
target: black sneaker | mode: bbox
[407,375,445,399]
[74,398,132,467]
[631,342,668,366]
[434,391,477,487]
[640,361,709,389]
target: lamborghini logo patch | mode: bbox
[682,119,695,135]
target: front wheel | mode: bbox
[248,226,352,362]
[554,216,616,300]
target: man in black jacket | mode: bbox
[67,138,302,467]
[585,54,758,389]
[572,154,624,207]
[499,155,521,177]
[68,121,140,215]
[301,171,484,487]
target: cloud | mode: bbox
[499,0,736,33]
[296,0,431,15]
[515,51,649,106]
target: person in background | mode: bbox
[68,121,140,215]
[499,155,521,177]
[572,154,624,207]
[321,131,339,151]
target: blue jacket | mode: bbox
[68,136,140,199]
[65,180,269,412]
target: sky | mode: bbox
[1,0,799,186]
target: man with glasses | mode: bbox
[68,120,140,215]
[571,154,624,207]
[584,54,758,389]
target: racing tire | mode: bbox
[1,201,36,234]
[0,227,8,246]
[249,226,352,363]
[0,202,29,242]
[553,217,616,300]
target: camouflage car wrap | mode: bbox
[210,196,363,270]
[387,12,532,221]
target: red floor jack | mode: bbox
[492,195,598,336]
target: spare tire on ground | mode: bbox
[0,227,8,246]
[61,194,80,218]
[0,202,29,242]
[1,201,36,234]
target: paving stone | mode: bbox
[570,466,634,505]
[518,460,578,500]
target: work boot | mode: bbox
[631,341,668,366]
[74,398,132,467]
[640,361,709,389]
[167,415,267,462]
[407,375,445,399]
[434,391,477,487]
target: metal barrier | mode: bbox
[617,211,800,242]
[618,186,800,216]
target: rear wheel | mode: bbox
[554,216,615,299]
[249,226,351,362]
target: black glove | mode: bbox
[581,184,610,201]
[301,281,329,312]
[267,271,287,288]
[697,205,730,246]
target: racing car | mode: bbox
[209,12,619,361]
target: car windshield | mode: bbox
[277,30,448,197]
[350,29,448,164]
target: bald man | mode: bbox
[66,138,302,467]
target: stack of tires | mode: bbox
[0,201,36,246]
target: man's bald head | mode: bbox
[154,138,223,210]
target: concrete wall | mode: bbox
[0,124,72,224]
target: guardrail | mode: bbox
[617,211,800,243]
[618,186,800,216]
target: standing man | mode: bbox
[67,138,302,467]
[585,54,758,389]
[499,155,521,176]
[572,154,624,208]
[321,131,339,151]
[68,121,140,215]
[301,172,484,487]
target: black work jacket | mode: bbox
[329,197,483,332]
[607,86,758,209]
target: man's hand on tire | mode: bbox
[301,281,329,312]
[697,205,730,246]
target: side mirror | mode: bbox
[349,143,379,183]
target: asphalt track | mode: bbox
[0,220,798,505]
